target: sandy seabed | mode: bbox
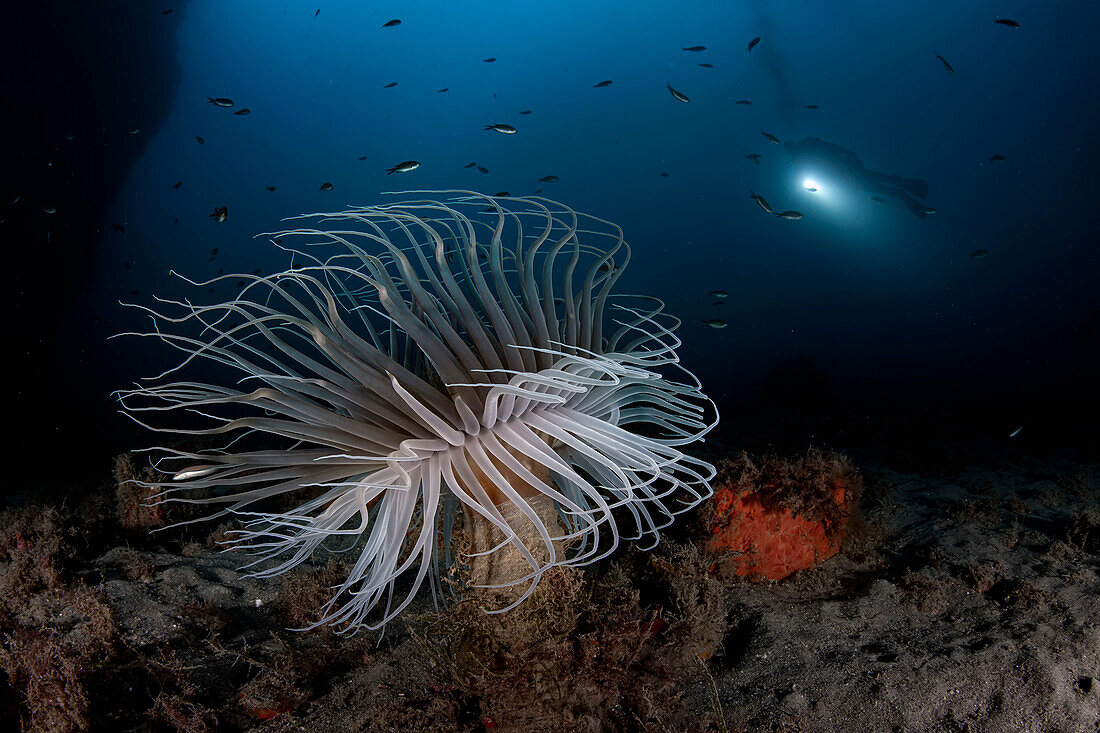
[1,450,1097,732]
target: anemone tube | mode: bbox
[116,191,718,632]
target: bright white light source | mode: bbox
[803,178,819,192]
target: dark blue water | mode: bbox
[4,1,1099,486]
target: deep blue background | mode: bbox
[3,1,1098,489]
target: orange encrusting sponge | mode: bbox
[704,449,859,581]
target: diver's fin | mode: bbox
[899,177,929,199]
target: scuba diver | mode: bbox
[783,137,932,219]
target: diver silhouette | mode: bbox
[784,137,932,219]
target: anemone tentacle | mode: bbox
[118,191,717,632]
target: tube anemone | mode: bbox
[117,191,717,631]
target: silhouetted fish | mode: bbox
[988,154,1005,162]
[210,206,227,222]
[485,123,517,134]
[538,175,559,183]
[357,156,367,160]
[319,182,334,191]
[207,97,233,107]
[382,19,401,27]
[266,186,276,191]
[493,191,510,197]
[233,108,250,115]
[660,171,669,178]
[128,128,140,135]
[437,88,449,93]
[935,53,954,73]
[593,80,613,87]
[667,82,690,103]
[702,319,727,329]
[804,104,820,109]
[464,162,477,168]
[111,223,125,234]
[745,154,761,164]
[749,189,773,213]
[477,166,489,174]
[315,9,320,17]
[970,248,989,258]
[736,99,752,105]
[774,210,803,220]
[195,136,204,145]
[383,82,398,88]
[748,36,761,51]
[387,160,420,175]
[698,63,713,68]
[994,18,1019,28]
[682,45,706,52]
[708,290,729,298]
[760,129,780,144]
[519,110,532,115]
[172,181,183,189]
[483,57,496,63]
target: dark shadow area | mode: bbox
[0,4,185,493]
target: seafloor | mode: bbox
[1,404,1097,732]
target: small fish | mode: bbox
[774,210,803,220]
[702,319,727,329]
[593,80,613,87]
[970,248,988,258]
[207,97,234,107]
[477,166,489,174]
[162,8,173,14]
[172,181,183,189]
[173,217,179,225]
[712,301,725,306]
[804,104,820,109]
[485,123,517,134]
[111,223,125,234]
[195,135,205,145]
[538,175,559,183]
[934,53,954,73]
[128,127,141,135]
[748,189,773,214]
[382,19,401,27]
[920,205,937,215]
[252,268,262,275]
[357,156,367,160]
[869,195,885,202]
[266,185,276,191]
[745,153,762,164]
[208,248,218,262]
[437,88,449,93]
[708,290,729,298]
[666,82,690,103]
[319,182,334,191]
[994,18,1020,29]
[519,109,532,115]
[387,160,420,175]
[660,171,670,178]
[483,57,497,63]
[748,36,761,52]
[42,205,56,214]
[493,191,510,197]
[314,8,320,17]
[209,206,227,222]
[760,129,780,144]
[736,99,752,105]
[682,45,707,52]
[988,154,1005,162]
[9,195,20,204]
[1008,425,1024,438]
[805,186,817,192]
[383,81,398,88]
[464,162,477,168]
[124,261,133,269]
[233,108,250,115]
